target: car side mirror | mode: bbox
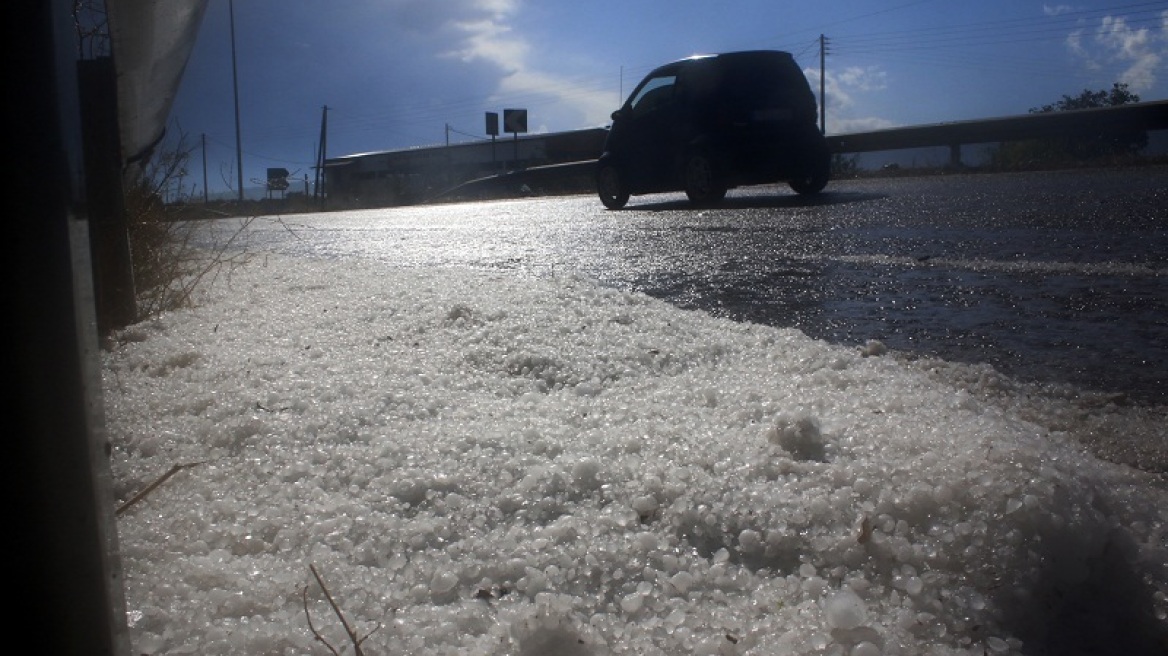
[611,109,624,121]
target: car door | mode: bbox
[617,72,682,190]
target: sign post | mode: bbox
[266,167,289,199]
[485,112,499,166]
[503,108,528,166]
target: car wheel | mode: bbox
[597,164,630,210]
[683,153,726,205]
[789,143,830,195]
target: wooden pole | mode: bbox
[229,0,244,201]
[819,35,826,135]
[202,133,209,204]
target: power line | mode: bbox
[445,125,490,142]
[819,2,1168,89]
[833,3,1166,53]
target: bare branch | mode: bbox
[116,461,205,516]
[302,584,342,656]
[309,564,363,656]
[306,564,381,656]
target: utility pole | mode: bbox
[314,105,328,208]
[201,133,209,204]
[819,34,828,135]
[229,0,244,202]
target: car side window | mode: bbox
[629,75,677,115]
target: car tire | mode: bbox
[789,141,831,195]
[683,153,726,205]
[597,164,630,210]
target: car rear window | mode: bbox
[720,57,807,110]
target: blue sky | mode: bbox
[167,0,1168,195]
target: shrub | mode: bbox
[990,83,1148,171]
[123,133,254,321]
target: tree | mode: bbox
[992,83,1147,169]
[1030,82,1141,113]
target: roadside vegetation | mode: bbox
[73,1,261,330]
[830,83,1161,180]
[989,83,1152,171]
[123,134,256,323]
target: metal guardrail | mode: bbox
[429,102,1167,201]
[825,100,1168,165]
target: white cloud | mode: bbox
[1043,4,1075,17]
[805,66,861,111]
[1121,51,1163,91]
[435,0,614,128]
[1061,10,1167,92]
[1066,28,1101,70]
[837,66,888,93]
[1097,16,1149,59]
[380,0,511,36]
[1065,28,1086,57]
[1096,15,1163,92]
[448,17,528,71]
[805,66,895,133]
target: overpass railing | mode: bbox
[824,100,1168,166]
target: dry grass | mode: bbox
[123,135,255,321]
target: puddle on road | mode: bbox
[631,256,1166,407]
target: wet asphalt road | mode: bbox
[245,166,1167,407]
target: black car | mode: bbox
[596,50,830,209]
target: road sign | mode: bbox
[267,168,290,191]
[486,112,499,136]
[503,108,528,134]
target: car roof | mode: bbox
[655,50,796,71]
